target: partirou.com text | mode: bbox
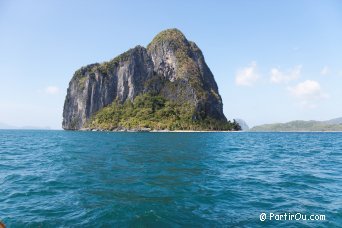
[259,212,326,222]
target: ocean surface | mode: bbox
[0,130,341,227]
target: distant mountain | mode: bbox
[0,122,16,129]
[0,122,51,130]
[251,118,342,132]
[20,126,51,130]
[324,117,342,125]
[234,119,249,131]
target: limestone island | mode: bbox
[62,29,241,132]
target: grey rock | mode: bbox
[234,119,250,131]
[63,29,227,130]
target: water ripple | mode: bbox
[0,130,341,227]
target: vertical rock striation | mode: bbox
[63,29,228,130]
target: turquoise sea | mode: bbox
[0,130,341,227]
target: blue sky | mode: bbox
[0,0,341,129]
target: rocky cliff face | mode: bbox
[63,29,227,130]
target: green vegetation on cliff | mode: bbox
[87,93,240,131]
[147,29,186,50]
[147,29,207,98]
[63,28,233,131]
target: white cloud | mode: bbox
[320,65,330,75]
[44,86,60,95]
[270,65,302,84]
[235,61,259,86]
[288,80,328,108]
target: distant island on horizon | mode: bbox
[250,117,342,132]
[62,29,241,132]
[0,122,51,130]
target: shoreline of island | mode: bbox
[78,127,243,132]
[75,128,342,133]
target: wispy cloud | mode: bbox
[288,80,328,108]
[320,65,330,75]
[44,86,60,95]
[292,47,300,52]
[270,65,302,84]
[235,61,259,86]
